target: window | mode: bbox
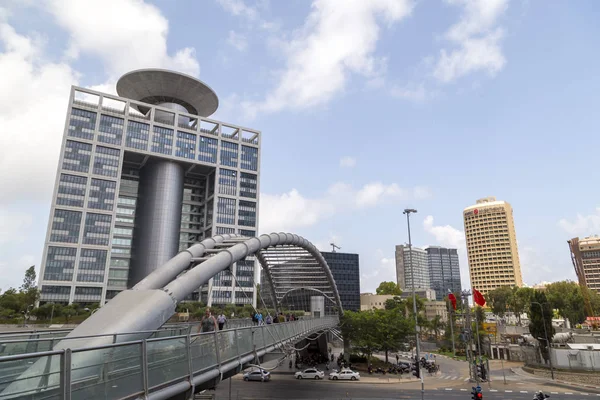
[110,258,130,268]
[198,136,218,163]
[77,249,108,283]
[175,131,196,159]
[240,145,258,171]
[151,125,174,155]
[238,200,256,227]
[56,174,87,208]
[82,213,112,246]
[68,108,96,140]
[73,286,102,302]
[220,141,238,167]
[239,229,255,237]
[41,285,71,301]
[63,141,92,173]
[93,146,120,177]
[239,172,257,199]
[218,168,237,196]
[216,197,236,225]
[126,120,149,150]
[50,209,82,243]
[88,178,116,211]
[98,114,124,145]
[43,246,77,281]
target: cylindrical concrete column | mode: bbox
[129,160,184,286]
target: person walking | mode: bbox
[199,308,218,333]
[217,312,227,330]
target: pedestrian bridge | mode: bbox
[0,233,343,399]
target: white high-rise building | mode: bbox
[395,245,430,290]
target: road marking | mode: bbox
[565,393,573,395]
[520,391,528,393]
[582,394,589,396]
[452,376,458,380]
[550,392,558,395]
[445,388,453,391]
[460,389,467,391]
[464,378,470,382]
[490,389,498,392]
[505,390,513,393]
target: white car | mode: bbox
[295,368,325,380]
[329,369,360,381]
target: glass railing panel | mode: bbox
[147,337,188,389]
[216,330,237,363]
[70,343,143,400]
[236,328,253,355]
[190,333,217,373]
[0,353,63,400]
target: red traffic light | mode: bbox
[477,393,483,398]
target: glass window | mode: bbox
[151,125,174,155]
[125,120,149,150]
[198,136,218,163]
[218,168,237,196]
[82,213,112,246]
[239,172,257,199]
[73,286,102,302]
[50,209,82,243]
[88,178,116,211]
[240,145,258,171]
[41,285,71,301]
[220,141,238,167]
[56,174,87,208]
[238,200,256,227]
[77,249,108,283]
[68,108,96,140]
[239,229,255,237]
[98,114,124,145]
[216,226,235,234]
[175,131,196,159]
[43,246,77,281]
[63,140,92,173]
[216,197,236,225]
[93,146,120,177]
[110,258,130,268]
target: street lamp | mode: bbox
[403,208,424,400]
[531,301,554,380]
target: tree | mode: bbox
[545,281,587,325]
[485,286,513,318]
[529,291,555,363]
[429,315,444,340]
[62,305,78,324]
[509,287,534,325]
[21,266,37,291]
[374,308,413,363]
[376,281,402,296]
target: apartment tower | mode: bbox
[395,245,430,290]
[463,196,522,294]
[38,69,260,306]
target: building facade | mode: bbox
[395,245,430,290]
[38,69,260,306]
[463,196,523,294]
[568,236,600,293]
[321,251,360,311]
[360,293,393,311]
[425,246,462,301]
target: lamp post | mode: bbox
[531,301,554,380]
[403,208,424,400]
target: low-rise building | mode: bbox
[424,300,448,322]
[360,293,394,310]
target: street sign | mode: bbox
[483,322,497,337]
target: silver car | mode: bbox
[243,369,271,382]
[295,368,325,380]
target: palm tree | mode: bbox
[430,315,444,340]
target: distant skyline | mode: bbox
[2,1,600,295]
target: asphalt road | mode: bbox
[212,375,597,400]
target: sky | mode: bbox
[1,0,600,295]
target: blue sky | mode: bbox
[1,0,600,294]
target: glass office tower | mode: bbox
[321,252,360,311]
[38,69,260,306]
[425,246,462,301]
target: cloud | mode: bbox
[216,0,259,21]
[0,210,33,245]
[339,156,357,168]
[227,30,248,51]
[360,249,396,293]
[433,0,508,83]
[45,0,200,79]
[259,181,430,233]
[390,83,435,103]
[242,0,414,116]
[558,208,600,236]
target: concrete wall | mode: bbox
[551,348,600,371]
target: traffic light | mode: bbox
[411,359,420,378]
[480,363,487,381]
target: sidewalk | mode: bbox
[511,366,600,394]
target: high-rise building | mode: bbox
[395,245,430,290]
[38,69,260,306]
[568,236,600,293]
[463,196,523,294]
[321,251,360,311]
[425,246,462,301]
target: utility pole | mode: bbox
[330,243,341,253]
[462,290,479,384]
[404,208,424,400]
[448,302,456,357]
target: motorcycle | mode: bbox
[533,392,550,400]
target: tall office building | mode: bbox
[321,251,360,311]
[425,246,462,301]
[463,196,523,294]
[38,69,260,306]
[568,236,600,293]
[395,245,430,290]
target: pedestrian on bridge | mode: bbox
[217,312,227,330]
[200,308,218,333]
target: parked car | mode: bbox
[243,369,271,382]
[328,369,360,381]
[295,368,325,380]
